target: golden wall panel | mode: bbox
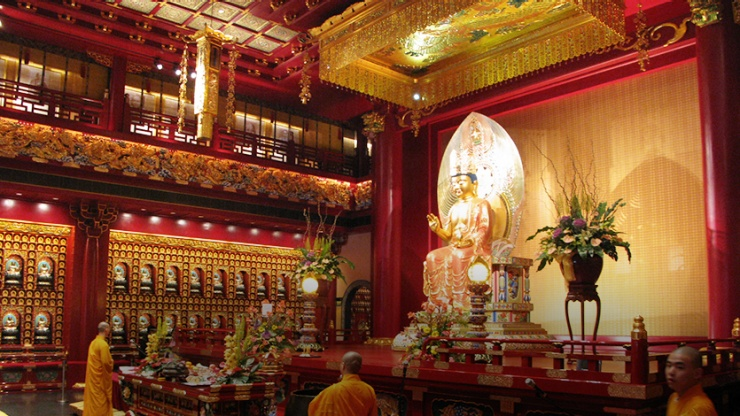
[0,219,72,346]
[107,231,302,345]
[504,61,707,336]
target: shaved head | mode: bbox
[342,351,363,375]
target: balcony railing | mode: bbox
[0,78,364,177]
[0,78,104,127]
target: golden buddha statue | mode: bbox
[424,171,495,310]
[422,113,525,311]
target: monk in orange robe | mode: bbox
[83,322,114,416]
[665,346,717,416]
[308,351,377,416]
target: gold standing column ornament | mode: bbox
[192,26,233,143]
[688,0,723,26]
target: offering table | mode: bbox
[118,372,276,416]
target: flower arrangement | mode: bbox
[135,319,176,377]
[401,303,468,362]
[218,316,264,385]
[527,144,631,272]
[293,207,354,283]
[218,303,297,384]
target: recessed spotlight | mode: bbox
[15,192,22,196]
[412,93,421,101]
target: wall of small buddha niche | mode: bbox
[107,231,303,346]
[0,220,70,346]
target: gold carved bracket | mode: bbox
[396,105,439,138]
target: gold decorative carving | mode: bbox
[484,364,503,373]
[361,112,385,138]
[734,0,740,24]
[607,383,645,399]
[651,18,691,47]
[0,117,354,209]
[397,105,439,138]
[612,373,631,383]
[433,361,449,370]
[365,337,393,346]
[326,361,341,371]
[478,374,513,387]
[689,0,723,26]
[546,369,567,379]
[87,51,113,68]
[57,14,76,24]
[198,395,220,403]
[311,0,625,108]
[632,315,647,340]
[299,55,312,105]
[0,220,71,236]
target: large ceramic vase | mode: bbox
[559,253,603,290]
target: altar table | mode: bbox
[118,372,277,416]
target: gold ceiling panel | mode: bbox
[311,0,625,109]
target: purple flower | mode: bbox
[553,228,563,238]
[559,216,571,225]
[573,219,587,229]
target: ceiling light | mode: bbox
[154,58,163,70]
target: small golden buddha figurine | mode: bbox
[37,259,54,287]
[4,258,22,285]
[140,266,153,292]
[2,313,20,344]
[113,264,128,291]
[213,271,223,296]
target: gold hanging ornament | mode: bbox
[177,48,188,134]
[226,49,240,133]
[299,54,312,105]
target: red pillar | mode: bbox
[107,56,127,132]
[66,201,118,383]
[371,121,403,339]
[695,1,740,337]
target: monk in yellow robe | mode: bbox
[308,351,377,416]
[83,322,114,416]
[424,172,494,310]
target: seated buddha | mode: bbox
[34,314,51,344]
[422,113,523,312]
[139,266,153,292]
[37,260,54,287]
[113,264,128,291]
[424,171,494,311]
[235,272,246,296]
[189,270,201,294]
[111,315,126,344]
[165,268,179,293]
[4,258,22,286]
[213,271,224,296]
[2,313,20,344]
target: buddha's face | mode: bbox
[452,175,475,197]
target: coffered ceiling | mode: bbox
[0,0,683,123]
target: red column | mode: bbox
[695,1,740,337]
[371,121,403,339]
[66,201,118,383]
[107,56,128,132]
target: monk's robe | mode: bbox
[308,374,377,416]
[667,384,718,416]
[83,334,114,416]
